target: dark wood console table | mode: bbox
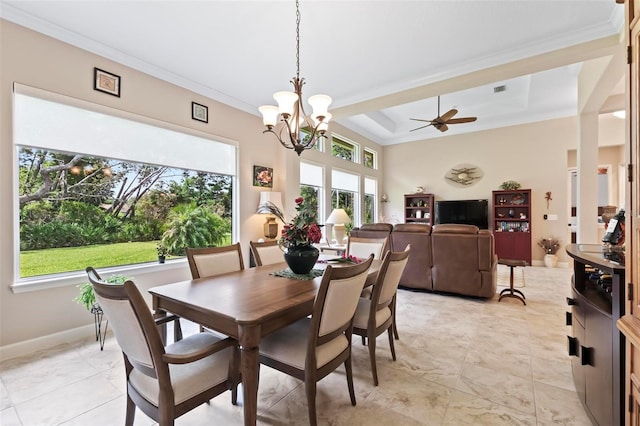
[566,244,625,426]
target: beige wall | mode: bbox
[0,20,382,352]
[383,117,582,265]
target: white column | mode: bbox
[576,111,599,243]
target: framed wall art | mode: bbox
[253,165,273,188]
[93,67,121,97]
[191,102,208,123]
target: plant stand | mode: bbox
[90,303,108,351]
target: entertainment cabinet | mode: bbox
[491,189,531,264]
[565,244,625,426]
[404,193,434,225]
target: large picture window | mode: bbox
[14,86,237,279]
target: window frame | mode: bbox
[330,134,359,163]
[11,84,239,292]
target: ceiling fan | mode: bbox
[410,96,477,133]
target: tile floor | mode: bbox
[0,265,594,425]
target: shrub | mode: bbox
[161,203,229,255]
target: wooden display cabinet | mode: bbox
[492,189,531,264]
[404,193,434,225]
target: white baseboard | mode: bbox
[0,324,96,361]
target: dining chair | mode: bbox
[186,243,245,279]
[85,267,183,344]
[258,255,374,426]
[86,267,240,426]
[352,245,411,386]
[346,235,389,260]
[186,243,245,333]
[249,240,283,266]
[349,235,395,336]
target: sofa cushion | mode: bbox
[432,224,479,234]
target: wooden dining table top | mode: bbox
[149,258,380,327]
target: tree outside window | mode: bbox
[18,147,232,278]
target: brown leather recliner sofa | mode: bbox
[351,223,497,298]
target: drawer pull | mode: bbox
[566,297,577,306]
[568,336,579,356]
[581,345,593,366]
[566,312,572,326]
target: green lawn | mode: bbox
[20,241,173,278]
[20,235,232,278]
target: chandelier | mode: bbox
[259,0,332,156]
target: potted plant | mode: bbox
[538,237,560,267]
[157,243,169,263]
[74,274,131,312]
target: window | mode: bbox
[364,148,377,169]
[331,134,358,162]
[331,169,358,228]
[364,177,377,224]
[300,161,324,223]
[14,86,237,279]
[300,127,323,152]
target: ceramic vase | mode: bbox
[284,245,320,274]
[544,253,558,268]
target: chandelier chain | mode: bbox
[295,0,300,80]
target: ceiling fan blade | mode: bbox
[410,123,434,132]
[440,108,458,122]
[447,117,477,124]
[410,118,436,123]
[438,123,448,132]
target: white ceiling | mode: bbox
[0,0,625,145]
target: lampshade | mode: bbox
[326,208,351,225]
[257,192,284,214]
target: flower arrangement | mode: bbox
[265,197,322,249]
[538,237,560,255]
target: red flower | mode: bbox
[295,197,303,205]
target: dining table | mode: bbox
[148,258,380,426]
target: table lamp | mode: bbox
[326,208,351,245]
[256,192,284,239]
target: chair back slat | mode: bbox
[86,267,162,373]
[374,245,411,310]
[313,256,374,340]
[186,243,244,278]
[249,240,283,266]
[347,236,388,259]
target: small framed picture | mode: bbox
[93,67,121,97]
[253,165,273,188]
[192,102,208,123]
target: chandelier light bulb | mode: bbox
[259,105,279,127]
[273,91,298,116]
[308,94,332,118]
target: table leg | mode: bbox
[239,325,262,426]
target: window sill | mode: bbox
[10,258,188,294]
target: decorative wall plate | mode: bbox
[444,164,483,188]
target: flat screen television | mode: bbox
[435,199,489,229]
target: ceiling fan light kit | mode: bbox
[410,95,477,133]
